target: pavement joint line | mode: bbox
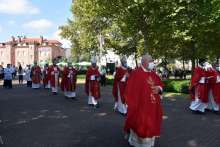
[0,136,4,144]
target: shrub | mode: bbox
[163,79,190,93]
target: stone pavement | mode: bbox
[0,82,220,147]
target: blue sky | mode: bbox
[0,0,72,47]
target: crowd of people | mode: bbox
[0,60,78,99]
[1,55,220,147]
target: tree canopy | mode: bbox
[60,0,220,65]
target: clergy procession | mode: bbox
[189,58,220,114]
[1,54,220,147]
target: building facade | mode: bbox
[0,36,65,67]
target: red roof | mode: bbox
[1,37,62,46]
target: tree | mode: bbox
[60,0,220,69]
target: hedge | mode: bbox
[77,75,190,94]
[163,79,190,94]
[105,78,190,94]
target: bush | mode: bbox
[77,70,87,75]
[77,74,190,94]
[107,77,190,93]
[106,77,114,85]
[163,79,190,93]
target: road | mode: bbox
[0,82,220,147]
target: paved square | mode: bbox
[0,83,220,147]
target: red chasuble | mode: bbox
[61,66,77,91]
[190,67,209,103]
[208,69,220,104]
[112,66,128,103]
[124,67,164,138]
[85,66,101,99]
[31,66,41,84]
[43,67,50,85]
[49,65,60,87]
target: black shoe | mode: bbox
[190,109,205,115]
[213,111,220,115]
[53,92,57,95]
[119,112,127,116]
[94,103,100,108]
[72,97,77,100]
[196,110,205,115]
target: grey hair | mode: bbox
[120,56,127,63]
[141,54,152,64]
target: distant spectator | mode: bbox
[25,65,32,87]
[0,65,3,80]
[100,66,106,86]
[18,65,24,84]
[3,64,13,89]
[107,68,110,75]
[11,65,17,79]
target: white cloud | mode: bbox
[52,30,71,48]
[23,19,53,32]
[0,0,39,15]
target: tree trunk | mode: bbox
[141,25,148,54]
[182,59,186,79]
[134,53,138,68]
[182,59,185,70]
[143,33,148,54]
[191,59,195,72]
[191,42,196,72]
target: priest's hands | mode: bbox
[151,86,161,95]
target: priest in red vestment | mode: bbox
[61,62,77,99]
[124,54,164,147]
[42,64,50,89]
[212,67,220,109]
[31,61,41,89]
[206,65,220,112]
[189,59,210,113]
[49,60,60,95]
[85,58,101,108]
[112,57,129,115]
